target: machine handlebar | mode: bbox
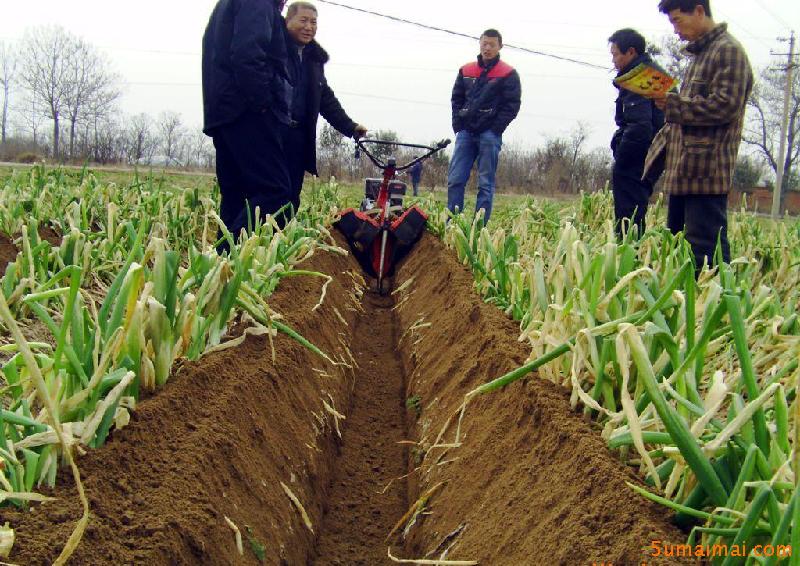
[354,138,451,172]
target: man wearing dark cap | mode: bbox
[202,0,293,246]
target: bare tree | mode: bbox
[157,111,185,162]
[370,129,399,162]
[573,147,612,193]
[64,39,121,158]
[87,91,120,162]
[567,122,590,191]
[318,122,347,178]
[743,66,800,213]
[196,133,215,168]
[15,92,47,148]
[0,41,18,144]
[89,115,123,164]
[125,113,156,164]
[649,35,691,84]
[18,26,83,159]
[184,129,213,168]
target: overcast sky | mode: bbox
[2,0,798,152]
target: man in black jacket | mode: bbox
[202,0,292,245]
[284,1,367,214]
[447,29,521,225]
[609,28,665,238]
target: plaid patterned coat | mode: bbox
[644,24,753,195]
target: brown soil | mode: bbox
[0,227,61,277]
[38,226,62,247]
[3,230,696,565]
[0,318,57,366]
[311,292,409,565]
[3,236,366,565]
[0,233,17,277]
[391,232,695,565]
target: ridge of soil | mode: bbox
[0,233,17,277]
[37,226,62,247]
[4,237,364,565]
[0,227,61,277]
[391,232,696,565]
[311,292,408,565]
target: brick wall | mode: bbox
[729,188,800,216]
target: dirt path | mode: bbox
[312,291,408,565]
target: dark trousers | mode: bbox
[284,126,307,216]
[612,164,653,239]
[667,193,730,271]
[212,111,291,246]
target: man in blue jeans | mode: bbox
[448,29,521,225]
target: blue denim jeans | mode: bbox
[447,129,503,225]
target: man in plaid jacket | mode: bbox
[644,0,753,271]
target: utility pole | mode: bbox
[772,31,796,219]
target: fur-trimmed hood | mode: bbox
[282,36,357,175]
[303,40,330,65]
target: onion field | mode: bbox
[0,164,799,565]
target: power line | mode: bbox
[124,81,198,87]
[120,61,610,85]
[122,82,613,126]
[0,36,200,57]
[2,33,612,61]
[329,62,609,81]
[100,46,199,57]
[335,90,611,125]
[714,7,775,52]
[315,0,608,71]
[752,0,793,30]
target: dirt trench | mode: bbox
[311,292,408,565]
[3,231,694,565]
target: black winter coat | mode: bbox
[294,41,357,176]
[202,0,291,134]
[611,54,665,174]
[451,55,522,135]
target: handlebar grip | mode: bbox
[438,139,452,149]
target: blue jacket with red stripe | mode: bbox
[451,55,522,135]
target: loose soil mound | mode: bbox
[4,239,365,565]
[0,233,17,277]
[391,232,695,565]
[0,227,61,277]
[38,226,62,247]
